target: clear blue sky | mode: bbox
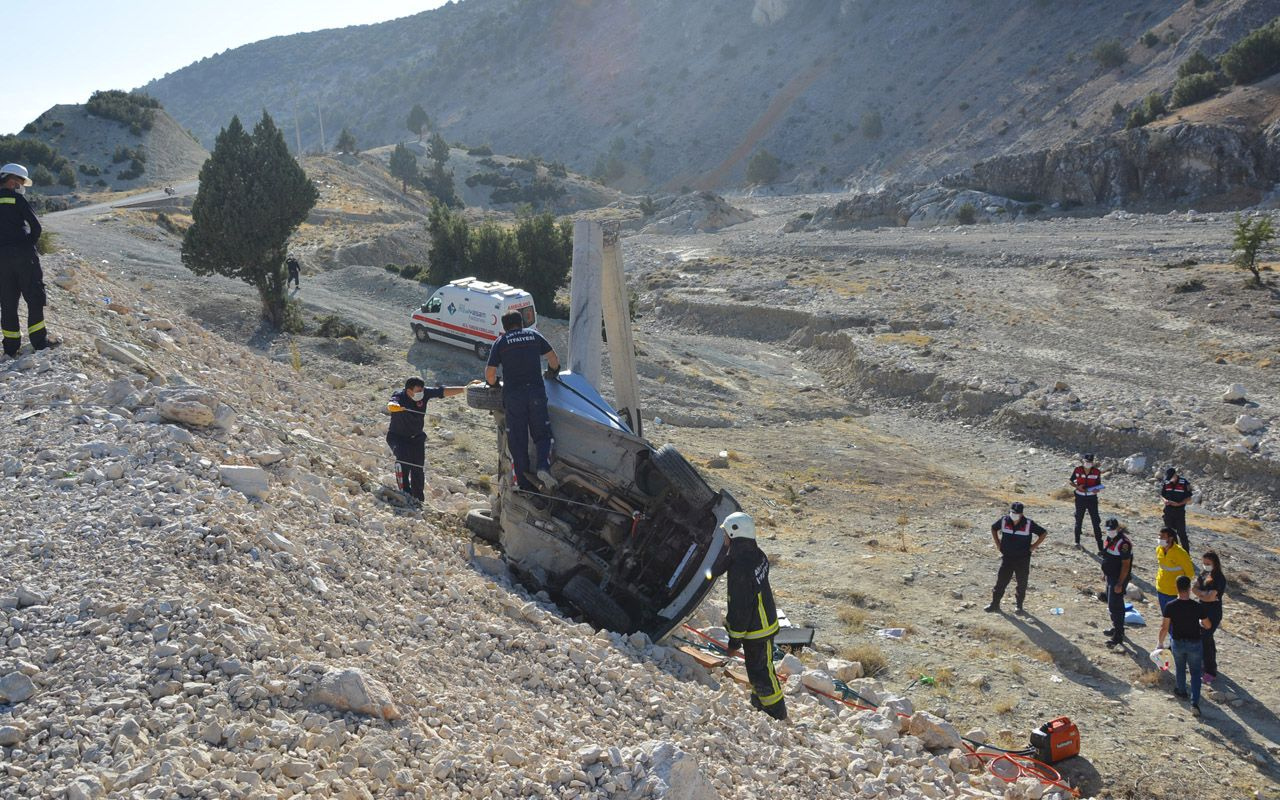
[4,1,450,135]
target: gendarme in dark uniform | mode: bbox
[484,311,560,492]
[0,164,47,357]
[1069,454,1104,551]
[985,502,1047,615]
[1160,467,1193,551]
[1100,518,1133,646]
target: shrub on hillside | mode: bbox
[861,111,884,139]
[466,144,493,156]
[31,165,54,186]
[465,171,516,189]
[489,178,566,209]
[956,203,977,225]
[1171,71,1224,108]
[1092,39,1128,69]
[1219,17,1280,84]
[746,149,780,184]
[315,314,361,339]
[78,163,102,177]
[1125,92,1167,129]
[1141,30,1159,48]
[57,165,76,188]
[86,89,160,131]
[0,135,68,173]
[1178,51,1216,79]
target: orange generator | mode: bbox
[1030,717,1080,763]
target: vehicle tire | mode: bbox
[475,342,492,361]
[562,574,632,632]
[466,383,504,412]
[651,444,716,509]
[465,508,501,543]
[414,326,430,343]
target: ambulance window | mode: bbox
[521,306,536,327]
[425,297,442,313]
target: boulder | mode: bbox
[16,585,48,608]
[799,670,837,697]
[94,337,159,378]
[907,711,963,750]
[219,465,271,500]
[307,668,400,720]
[0,724,26,745]
[1123,454,1147,475]
[826,658,864,681]
[1221,384,1247,404]
[860,712,899,745]
[775,653,804,678]
[156,387,221,427]
[1235,415,1265,434]
[643,741,717,800]
[0,671,36,703]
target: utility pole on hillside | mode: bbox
[317,102,326,153]
[290,87,303,156]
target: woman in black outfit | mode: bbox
[1193,550,1227,683]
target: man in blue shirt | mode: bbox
[484,312,561,492]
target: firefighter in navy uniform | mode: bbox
[484,311,561,492]
[985,502,1047,615]
[712,512,787,721]
[386,376,465,504]
[1069,453,1104,551]
[1160,467,1193,551]
[1100,518,1133,647]
[0,164,48,358]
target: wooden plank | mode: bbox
[600,231,641,435]
[568,219,603,389]
[677,645,726,669]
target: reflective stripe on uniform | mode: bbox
[27,320,45,334]
[758,657,785,707]
[0,197,15,204]
[2,329,20,338]
[726,594,781,640]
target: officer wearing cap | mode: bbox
[710,512,786,721]
[1100,518,1133,646]
[0,163,48,358]
[1069,453,1104,551]
[985,502,1047,615]
[484,311,561,492]
[1160,466,1193,551]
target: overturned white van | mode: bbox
[410,277,537,360]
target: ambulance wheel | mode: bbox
[651,444,716,509]
[562,574,632,632]
[475,342,492,360]
[465,508,501,543]
[414,326,430,342]
[466,383,503,412]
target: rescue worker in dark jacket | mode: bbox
[286,256,301,290]
[985,502,1047,615]
[484,311,561,492]
[1100,518,1133,647]
[712,512,786,721]
[1069,453,1104,551]
[0,164,48,358]
[1160,466,1193,551]
[386,376,464,504]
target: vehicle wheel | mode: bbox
[562,574,632,632]
[651,444,716,509]
[465,508,501,543]
[414,326,430,342]
[466,383,504,412]
[475,342,492,360]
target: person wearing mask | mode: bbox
[1193,551,1227,684]
[484,311,561,492]
[385,376,465,505]
[1100,518,1133,647]
[0,164,48,358]
[1160,466,1193,551]
[1158,575,1211,716]
[1069,453,1104,551]
[712,512,786,721]
[984,502,1047,616]
[1154,526,1195,614]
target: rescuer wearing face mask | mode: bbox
[386,376,466,505]
[985,502,1047,615]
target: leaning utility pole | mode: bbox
[317,102,326,153]
[568,219,603,389]
[601,229,641,436]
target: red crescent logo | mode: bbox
[491,314,498,325]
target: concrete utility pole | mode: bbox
[290,88,303,155]
[601,229,641,436]
[317,102,326,153]
[568,219,603,389]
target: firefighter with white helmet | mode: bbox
[711,511,786,720]
[0,163,49,357]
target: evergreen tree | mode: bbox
[407,104,430,142]
[335,128,357,154]
[182,113,318,326]
[746,149,780,184]
[427,200,471,285]
[429,131,450,168]
[389,143,418,193]
[515,211,572,312]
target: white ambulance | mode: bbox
[409,277,537,360]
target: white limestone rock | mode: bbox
[307,668,400,720]
[218,464,271,500]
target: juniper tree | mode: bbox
[407,104,430,142]
[182,112,317,326]
[389,143,418,193]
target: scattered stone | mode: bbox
[1123,454,1148,475]
[1221,384,1247,404]
[1234,415,1265,434]
[307,668,400,720]
[0,671,36,703]
[218,464,271,500]
[908,711,963,750]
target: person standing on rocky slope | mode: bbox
[1155,526,1196,614]
[386,376,465,505]
[286,255,301,290]
[1069,453,1105,551]
[1160,466,1194,551]
[1158,575,1211,717]
[485,311,561,492]
[1192,550,1227,684]
[985,501,1047,616]
[1100,518,1133,647]
[713,512,787,721]
[0,164,48,358]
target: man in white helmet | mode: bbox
[0,163,49,357]
[711,511,786,720]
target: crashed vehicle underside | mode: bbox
[465,373,738,640]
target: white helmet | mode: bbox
[0,163,32,186]
[720,512,755,540]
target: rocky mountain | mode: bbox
[16,99,207,194]
[142,0,1278,193]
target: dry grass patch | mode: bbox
[948,518,972,529]
[1050,487,1075,501]
[875,331,934,347]
[840,643,888,677]
[837,606,869,629]
[993,695,1019,714]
